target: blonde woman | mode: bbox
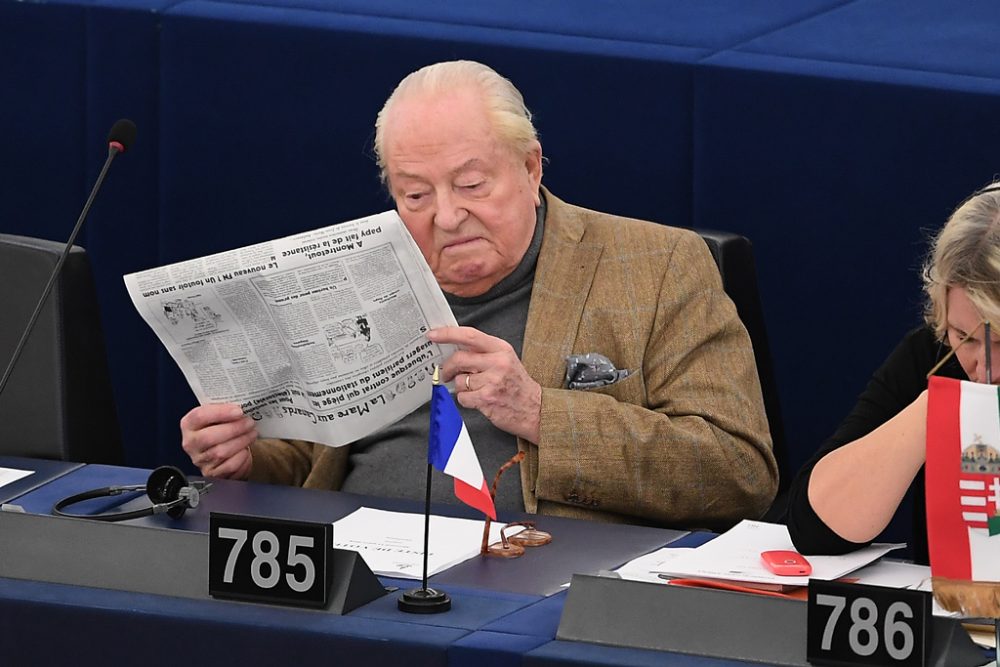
[788,184,1000,564]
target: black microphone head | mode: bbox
[107,118,137,153]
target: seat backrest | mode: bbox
[0,234,123,463]
[696,229,788,496]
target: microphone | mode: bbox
[108,118,137,155]
[0,118,137,397]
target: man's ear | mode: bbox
[525,141,543,205]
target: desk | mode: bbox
[7,463,679,597]
[4,461,986,666]
[0,460,706,666]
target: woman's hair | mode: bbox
[923,184,1000,339]
[373,60,538,185]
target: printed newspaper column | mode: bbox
[123,210,458,448]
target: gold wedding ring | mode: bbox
[465,374,472,391]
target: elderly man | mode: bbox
[181,60,777,529]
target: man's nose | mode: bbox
[433,191,467,230]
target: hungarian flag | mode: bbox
[428,383,496,520]
[926,376,1000,581]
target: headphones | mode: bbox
[52,465,211,522]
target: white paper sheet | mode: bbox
[0,467,31,488]
[333,507,522,579]
[636,520,903,587]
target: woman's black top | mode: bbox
[786,326,965,565]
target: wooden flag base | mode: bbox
[933,576,1000,618]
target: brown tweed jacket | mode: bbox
[249,189,777,530]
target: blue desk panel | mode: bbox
[526,640,753,667]
[0,576,466,667]
[476,532,715,642]
[450,631,551,667]
[358,579,541,633]
[483,590,567,639]
[0,456,82,505]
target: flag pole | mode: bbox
[926,320,984,380]
[985,323,999,655]
[420,460,432,591]
[985,321,992,385]
[398,365,451,614]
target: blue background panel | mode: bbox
[694,53,1000,478]
[0,3,87,245]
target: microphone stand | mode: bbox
[0,143,124,397]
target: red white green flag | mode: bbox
[926,376,1000,581]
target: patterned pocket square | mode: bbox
[564,352,632,389]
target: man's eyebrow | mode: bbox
[392,158,488,182]
[391,168,426,182]
[450,158,487,175]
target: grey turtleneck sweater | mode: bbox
[338,197,546,512]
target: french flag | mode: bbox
[428,383,496,520]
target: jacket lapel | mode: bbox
[519,191,603,512]
[522,189,604,388]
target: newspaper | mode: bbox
[124,210,457,447]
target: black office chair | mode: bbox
[696,230,788,518]
[0,234,123,463]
